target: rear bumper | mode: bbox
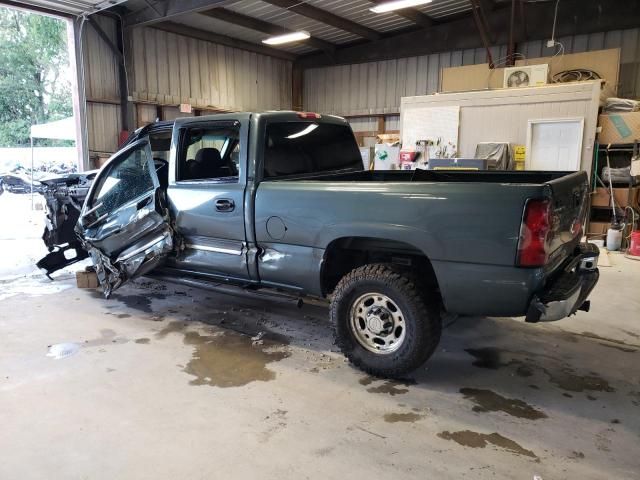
[525,243,599,323]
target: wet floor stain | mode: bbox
[314,447,335,457]
[90,291,166,314]
[460,388,547,420]
[135,338,150,344]
[466,347,615,393]
[83,329,128,347]
[598,342,637,353]
[578,331,640,349]
[156,321,290,388]
[360,376,413,395]
[384,412,424,423]
[437,430,537,459]
[106,312,132,319]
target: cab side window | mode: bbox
[178,125,240,182]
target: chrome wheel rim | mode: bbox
[349,292,406,354]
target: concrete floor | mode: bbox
[1,192,640,479]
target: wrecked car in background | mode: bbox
[38,112,599,378]
[0,174,43,194]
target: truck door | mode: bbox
[78,139,172,297]
[167,120,250,282]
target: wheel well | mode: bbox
[321,237,440,297]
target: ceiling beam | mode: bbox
[124,0,228,28]
[260,0,382,41]
[200,8,336,54]
[152,21,297,61]
[296,0,640,68]
[367,1,435,28]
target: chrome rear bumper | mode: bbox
[525,243,599,323]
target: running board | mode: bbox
[146,272,326,308]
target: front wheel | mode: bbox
[330,264,442,378]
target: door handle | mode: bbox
[215,199,235,212]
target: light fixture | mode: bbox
[262,31,311,45]
[286,124,319,139]
[370,0,432,13]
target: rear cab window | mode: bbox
[263,122,362,179]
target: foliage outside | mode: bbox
[0,7,73,147]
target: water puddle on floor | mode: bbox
[359,376,413,396]
[460,388,547,420]
[0,275,73,301]
[156,321,290,388]
[90,291,167,314]
[383,412,424,423]
[466,347,615,393]
[437,430,538,459]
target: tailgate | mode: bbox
[544,171,589,270]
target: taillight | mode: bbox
[517,198,552,267]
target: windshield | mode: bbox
[263,122,362,179]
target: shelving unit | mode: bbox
[588,141,639,246]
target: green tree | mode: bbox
[0,7,73,147]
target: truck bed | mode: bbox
[272,169,576,185]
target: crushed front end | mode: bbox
[36,171,97,276]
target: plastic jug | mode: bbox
[607,228,623,251]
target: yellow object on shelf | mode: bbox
[514,145,526,170]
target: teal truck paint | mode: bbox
[41,112,600,377]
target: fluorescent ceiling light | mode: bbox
[263,31,310,45]
[286,124,319,139]
[370,0,433,13]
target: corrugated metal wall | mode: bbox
[129,27,292,112]
[305,28,640,129]
[81,15,121,154]
[81,16,293,157]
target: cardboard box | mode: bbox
[587,221,610,236]
[591,187,638,208]
[76,270,99,289]
[598,112,640,145]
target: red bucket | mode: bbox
[630,231,640,257]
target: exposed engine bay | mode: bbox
[36,171,97,276]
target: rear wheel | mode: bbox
[330,264,441,378]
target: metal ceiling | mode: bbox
[4,0,475,56]
[123,0,474,55]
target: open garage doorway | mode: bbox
[0,3,82,280]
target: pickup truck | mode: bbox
[39,111,599,378]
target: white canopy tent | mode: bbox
[30,117,77,142]
[29,117,77,208]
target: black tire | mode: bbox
[331,263,441,378]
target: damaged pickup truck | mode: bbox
[39,112,599,377]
